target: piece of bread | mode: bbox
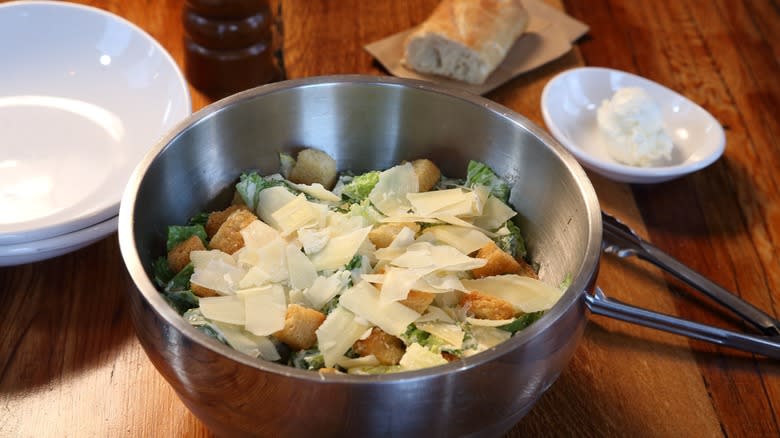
[289,148,338,189]
[208,209,257,254]
[353,328,406,365]
[167,234,206,274]
[459,290,515,320]
[411,159,441,192]
[400,290,436,314]
[402,0,529,85]
[471,241,523,278]
[205,204,249,238]
[274,304,326,351]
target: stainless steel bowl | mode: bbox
[118,75,602,437]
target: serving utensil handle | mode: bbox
[601,211,780,336]
[585,288,780,360]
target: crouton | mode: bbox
[442,351,459,362]
[352,328,406,365]
[471,241,523,278]
[288,148,338,189]
[231,190,246,207]
[167,234,206,274]
[460,291,515,320]
[400,290,435,314]
[517,258,538,279]
[191,283,220,298]
[411,158,441,192]
[205,204,249,238]
[273,304,326,351]
[368,222,421,249]
[208,209,257,254]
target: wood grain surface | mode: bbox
[1,0,778,437]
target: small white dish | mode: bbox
[0,1,191,244]
[541,66,725,184]
[0,215,118,266]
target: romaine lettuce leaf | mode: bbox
[290,348,325,370]
[162,289,200,315]
[236,172,287,211]
[188,212,210,228]
[341,171,380,202]
[498,311,544,334]
[166,225,207,252]
[466,160,510,202]
[165,263,195,292]
[493,220,527,259]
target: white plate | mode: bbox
[541,67,725,183]
[0,1,191,244]
[0,215,118,266]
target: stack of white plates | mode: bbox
[0,1,191,266]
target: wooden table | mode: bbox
[2,1,778,436]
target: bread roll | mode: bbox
[402,0,529,85]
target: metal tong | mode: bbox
[585,211,780,360]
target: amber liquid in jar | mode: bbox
[183,0,279,99]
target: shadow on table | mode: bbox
[0,236,137,394]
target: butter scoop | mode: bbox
[597,87,673,167]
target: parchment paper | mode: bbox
[364,0,589,95]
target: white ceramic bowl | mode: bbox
[0,215,118,266]
[541,67,725,183]
[0,1,191,244]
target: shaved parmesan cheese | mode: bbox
[240,220,280,249]
[326,211,367,236]
[416,306,456,323]
[287,288,307,306]
[399,343,447,370]
[358,273,385,284]
[424,225,492,255]
[339,281,421,336]
[407,187,489,218]
[407,189,469,216]
[287,182,341,202]
[199,295,245,325]
[436,215,499,238]
[336,354,381,369]
[189,249,234,266]
[241,285,287,336]
[472,196,517,231]
[271,193,320,236]
[389,242,434,268]
[255,186,297,228]
[309,226,372,270]
[461,275,564,313]
[211,321,281,361]
[286,245,317,290]
[379,266,431,303]
[189,250,246,295]
[374,246,406,262]
[388,225,417,249]
[303,271,348,310]
[237,237,288,287]
[388,242,486,271]
[316,306,371,368]
[380,215,441,224]
[416,321,464,349]
[368,163,418,216]
[422,272,467,292]
[298,227,330,255]
[466,317,515,327]
[466,326,511,355]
